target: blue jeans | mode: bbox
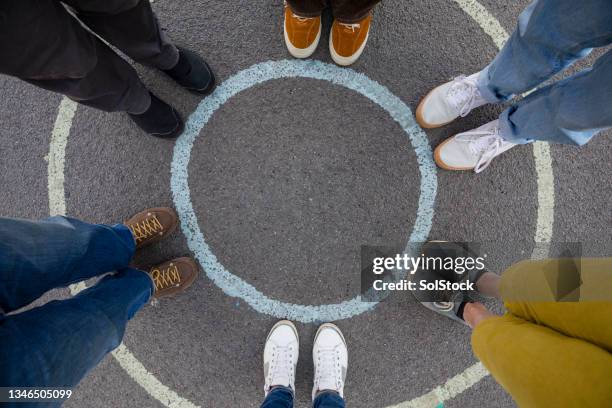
[261,387,345,408]
[0,216,153,407]
[477,0,612,145]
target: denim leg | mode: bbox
[313,391,345,408]
[0,216,135,313]
[0,268,152,407]
[477,0,612,102]
[260,386,294,408]
[499,48,612,145]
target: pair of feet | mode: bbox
[264,321,348,401]
[284,3,371,66]
[129,47,215,138]
[124,207,199,297]
[417,72,517,173]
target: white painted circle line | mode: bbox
[170,58,437,323]
[46,0,556,406]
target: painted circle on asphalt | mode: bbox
[47,1,556,406]
[170,59,438,323]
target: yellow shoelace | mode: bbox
[151,263,181,291]
[129,214,163,243]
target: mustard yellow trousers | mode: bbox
[471,258,612,408]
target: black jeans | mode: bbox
[0,0,178,113]
[287,0,381,23]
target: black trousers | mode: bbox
[0,0,178,113]
[287,0,381,23]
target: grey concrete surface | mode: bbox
[0,0,610,407]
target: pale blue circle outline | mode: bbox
[170,59,437,323]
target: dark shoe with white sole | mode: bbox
[411,241,486,325]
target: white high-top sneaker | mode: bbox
[263,320,299,396]
[312,323,348,401]
[416,72,488,128]
[434,119,518,173]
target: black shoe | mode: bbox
[128,92,184,138]
[163,46,215,95]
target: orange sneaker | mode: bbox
[329,14,372,66]
[283,3,321,58]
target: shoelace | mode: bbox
[266,344,295,390]
[455,125,505,173]
[129,214,163,243]
[291,12,315,23]
[339,22,360,32]
[151,264,181,291]
[446,75,482,117]
[314,347,342,391]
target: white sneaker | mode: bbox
[312,323,348,401]
[416,72,488,128]
[434,119,517,173]
[263,320,299,396]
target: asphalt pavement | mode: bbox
[0,0,610,407]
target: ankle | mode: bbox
[463,302,494,329]
[475,272,502,299]
[164,49,191,78]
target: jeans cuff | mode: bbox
[498,107,533,145]
[477,65,506,104]
[112,224,137,258]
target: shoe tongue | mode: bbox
[316,349,338,391]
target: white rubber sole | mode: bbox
[283,21,321,59]
[329,30,369,66]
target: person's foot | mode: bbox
[434,119,517,173]
[283,2,321,58]
[411,241,485,326]
[149,257,199,298]
[312,323,348,400]
[125,207,178,249]
[329,14,371,66]
[264,320,299,396]
[416,72,488,128]
[128,92,184,138]
[163,46,215,95]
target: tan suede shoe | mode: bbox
[149,257,199,298]
[125,207,178,249]
[329,14,372,66]
[284,3,321,58]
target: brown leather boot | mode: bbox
[329,14,372,66]
[149,257,199,298]
[284,2,321,58]
[125,207,178,249]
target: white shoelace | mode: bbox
[292,12,315,22]
[314,347,342,392]
[455,125,507,173]
[266,344,295,391]
[339,23,361,32]
[446,75,484,117]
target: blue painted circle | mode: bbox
[171,59,437,323]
